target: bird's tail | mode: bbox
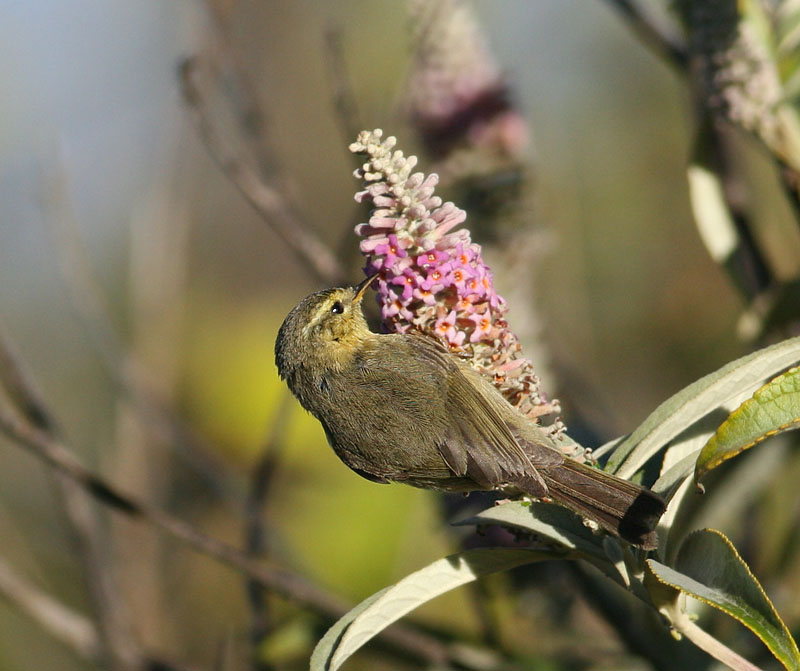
[541,459,666,550]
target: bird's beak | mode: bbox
[353,272,379,304]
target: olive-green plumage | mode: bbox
[275,280,665,549]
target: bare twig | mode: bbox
[0,555,100,660]
[0,324,141,670]
[569,562,705,671]
[0,556,200,671]
[244,393,293,667]
[204,0,281,180]
[665,600,763,671]
[0,399,479,668]
[60,480,143,670]
[603,0,688,71]
[190,5,348,285]
[0,324,56,432]
[39,167,240,505]
[180,57,346,286]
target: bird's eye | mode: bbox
[330,301,344,315]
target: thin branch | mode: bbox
[204,0,282,180]
[0,555,100,660]
[0,399,476,669]
[569,562,705,671]
[0,324,56,432]
[0,556,199,671]
[189,6,347,285]
[603,0,688,71]
[180,57,346,286]
[668,603,763,671]
[0,324,141,670]
[39,167,239,505]
[59,480,143,670]
[244,393,293,668]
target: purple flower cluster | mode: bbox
[350,129,559,423]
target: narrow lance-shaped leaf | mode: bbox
[456,501,606,561]
[648,529,800,671]
[311,548,550,671]
[606,336,800,479]
[696,365,800,481]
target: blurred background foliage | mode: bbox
[1,1,799,670]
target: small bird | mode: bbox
[275,276,665,549]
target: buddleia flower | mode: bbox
[350,129,561,430]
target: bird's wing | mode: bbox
[405,334,548,494]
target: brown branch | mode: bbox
[0,556,200,671]
[0,324,56,432]
[244,394,293,668]
[187,5,347,286]
[39,167,240,505]
[0,398,481,668]
[602,0,688,71]
[0,555,100,660]
[203,0,281,180]
[0,324,142,670]
[180,57,346,286]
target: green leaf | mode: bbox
[309,588,389,671]
[455,502,641,595]
[696,365,800,481]
[648,529,800,671]
[456,501,604,560]
[606,336,800,479]
[310,548,548,671]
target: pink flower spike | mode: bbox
[390,268,418,300]
[469,311,493,343]
[350,129,562,431]
[412,285,437,305]
[382,299,403,320]
[360,235,390,253]
[434,309,466,347]
[373,234,408,270]
[448,327,466,347]
[455,297,477,315]
[451,243,477,267]
[420,266,450,293]
[416,249,449,269]
[447,264,475,291]
[369,216,401,229]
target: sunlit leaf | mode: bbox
[309,588,389,671]
[311,548,548,671]
[455,502,647,593]
[648,529,800,671]
[652,453,697,500]
[695,366,800,481]
[456,501,604,560]
[606,337,800,479]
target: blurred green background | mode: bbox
[2,1,798,669]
